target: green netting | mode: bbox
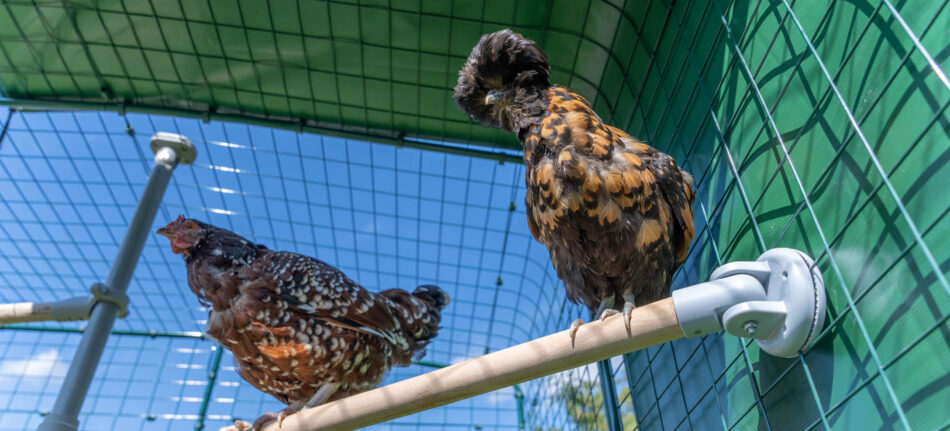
[1,0,949,430]
[607,0,950,429]
[0,0,566,150]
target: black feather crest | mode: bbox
[453,29,551,132]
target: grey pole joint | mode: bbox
[89,283,130,319]
[671,248,827,358]
[0,284,128,325]
[37,133,196,431]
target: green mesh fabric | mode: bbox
[606,0,950,429]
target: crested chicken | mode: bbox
[453,29,695,337]
[157,216,449,430]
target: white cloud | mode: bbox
[0,349,68,378]
[361,221,378,234]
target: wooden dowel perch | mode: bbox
[263,297,684,431]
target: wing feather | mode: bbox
[651,154,695,268]
[259,252,402,337]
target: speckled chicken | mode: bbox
[157,216,449,430]
[454,29,694,337]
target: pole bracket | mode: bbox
[150,132,197,165]
[90,283,130,319]
[672,248,826,358]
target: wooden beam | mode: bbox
[263,297,684,431]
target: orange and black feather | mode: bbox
[454,29,695,314]
[523,87,696,310]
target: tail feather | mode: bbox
[378,285,450,362]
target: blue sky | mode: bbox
[0,104,593,430]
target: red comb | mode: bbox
[164,215,185,228]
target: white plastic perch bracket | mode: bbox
[89,283,130,319]
[0,284,130,324]
[671,248,826,357]
[150,132,197,165]
[47,296,96,322]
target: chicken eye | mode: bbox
[184,222,196,230]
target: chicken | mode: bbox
[453,29,694,338]
[156,216,450,430]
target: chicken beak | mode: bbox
[485,90,503,105]
[156,227,175,239]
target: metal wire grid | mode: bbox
[0,0,555,150]
[594,0,949,430]
[0,103,591,429]
[0,329,223,430]
[0,0,730,155]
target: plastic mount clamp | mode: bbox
[150,132,197,165]
[713,248,826,358]
[90,283,130,319]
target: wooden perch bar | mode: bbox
[263,297,684,431]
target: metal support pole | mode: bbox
[513,384,525,431]
[37,133,195,431]
[194,345,224,430]
[596,359,623,431]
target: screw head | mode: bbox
[743,320,758,336]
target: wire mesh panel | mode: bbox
[592,0,950,430]
[0,0,542,149]
[0,105,574,430]
[0,329,215,430]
